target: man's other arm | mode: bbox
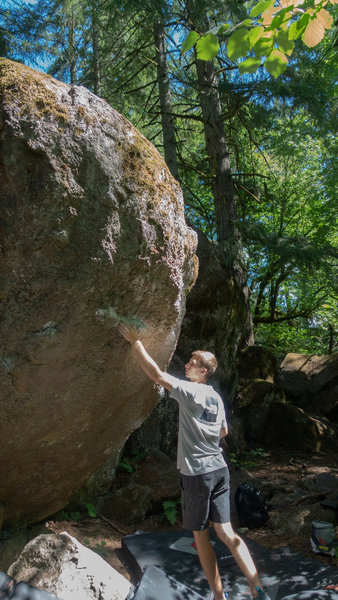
[220,427,228,438]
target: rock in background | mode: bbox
[0,59,197,526]
[233,348,338,453]
[280,353,338,421]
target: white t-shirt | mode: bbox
[170,379,227,476]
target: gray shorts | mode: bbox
[180,467,230,531]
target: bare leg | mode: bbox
[193,529,226,600]
[213,522,262,597]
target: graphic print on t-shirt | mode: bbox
[199,397,218,424]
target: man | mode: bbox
[118,323,271,600]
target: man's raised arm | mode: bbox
[118,323,176,392]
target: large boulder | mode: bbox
[0,59,197,525]
[7,532,132,600]
[280,353,338,420]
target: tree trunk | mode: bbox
[67,9,77,85]
[195,58,237,246]
[153,18,179,181]
[92,5,101,96]
[194,56,253,345]
[328,323,334,354]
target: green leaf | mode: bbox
[276,30,295,55]
[206,24,230,36]
[227,28,250,61]
[218,23,231,34]
[238,56,261,74]
[86,502,97,518]
[118,458,134,473]
[291,12,311,39]
[162,499,180,525]
[265,49,288,77]
[271,7,293,29]
[181,30,199,54]
[253,35,273,57]
[248,26,264,49]
[70,511,81,522]
[236,19,253,28]
[288,21,299,40]
[250,0,274,19]
[196,33,219,60]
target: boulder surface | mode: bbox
[0,59,197,525]
[8,532,132,600]
[280,352,338,420]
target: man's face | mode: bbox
[185,356,206,382]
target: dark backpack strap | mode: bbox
[234,485,242,509]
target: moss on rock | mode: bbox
[0,58,69,123]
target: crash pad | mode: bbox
[122,529,338,600]
[122,528,235,597]
[130,564,206,600]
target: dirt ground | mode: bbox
[46,449,338,586]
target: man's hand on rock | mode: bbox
[118,322,139,344]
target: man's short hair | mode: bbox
[192,350,218,379]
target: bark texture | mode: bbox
[153,18,179,181]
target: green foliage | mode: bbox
[117,457,134,473]
[181,30,199,54]
[86,502,98,518]
[117,451,146,473]
[276,30,295,55]
[196,33,219,60]
[71,511,82,522]
[248,25,264,47]
[238,56,261,74]
[55,509,82,522]
[230,98,337,354]
[161,498,181,526]
[265,48,288,77]
[250,0,274,19]
[52,503,98,522]
[255,319,337,357]
[84,539,109,557]
[228,28,250,61]
[182,0,337,78]
[252,34,273,56]
[1,0,336,358]
[229,448,266,470]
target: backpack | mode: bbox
[310,520,338,557]
[234,482,269,529]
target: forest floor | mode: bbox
[46,449,338,586]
